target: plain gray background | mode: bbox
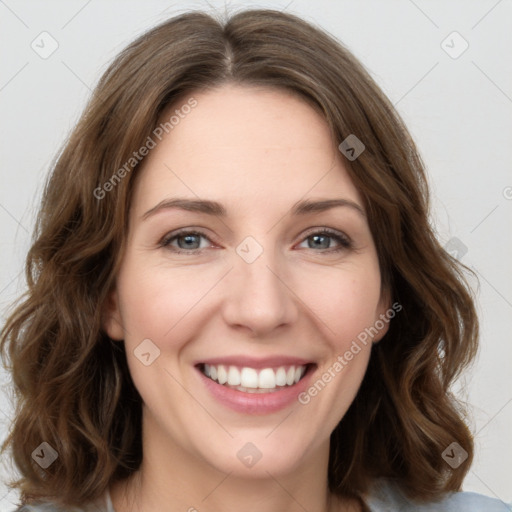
[1,0,511,509]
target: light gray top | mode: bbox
[12,478,512,511]
[365,478,511,511]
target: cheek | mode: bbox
[116,262,219,345]
[295,261,382,347]
[294,266,381,436]
[115,263,210,404]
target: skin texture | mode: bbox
[104,84,389,512]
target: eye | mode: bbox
[159,227,352,255]
[297,228,352,252]
[160,230,213,253]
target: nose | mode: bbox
[221,245,299,338]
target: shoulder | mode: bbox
[364,478,512,512]
[10,489,111,512]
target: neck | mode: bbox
[110,409,361,512]
[111,473,360,512]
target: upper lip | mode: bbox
[195,355,314,369]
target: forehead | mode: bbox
[170,84,332,147]
[131,84,362,215]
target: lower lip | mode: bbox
[197,366,314,415]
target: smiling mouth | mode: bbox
[197,363,313,393]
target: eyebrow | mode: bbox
[142,197,365,220]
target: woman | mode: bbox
[1,8,509,512]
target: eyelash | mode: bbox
[159,228,352,255]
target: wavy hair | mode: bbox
[0,8,478,509]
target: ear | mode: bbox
[101,286,125,340]
[372,287,393,344]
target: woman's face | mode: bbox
[104,84,389,478]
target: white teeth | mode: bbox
[275,367,287,386]
[240,367,258,388]
[258,368,276,389]
[202,364,308,390]
[217,364,228,384]
[227,366,241,386]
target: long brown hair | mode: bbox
[0,8,478,508]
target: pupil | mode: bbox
[179,234,199,249]
[310,235,329,249]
